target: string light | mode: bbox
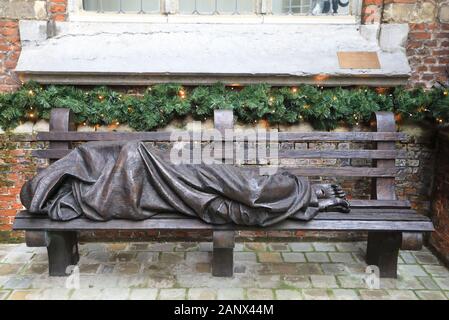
[28,90,34,96]
[179,89,186,99]
[333,96,337,101]
[291,87,298,93]
[98,95,104,101]
[444,91,448,96]
[303,104,310,109]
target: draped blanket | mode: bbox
[20,141,320,226]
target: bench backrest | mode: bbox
[33,108,407,204]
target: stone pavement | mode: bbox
[0,241,448,300]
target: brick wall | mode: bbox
[381,0,449,88]
[0,0,67,93]
[0,20,21,92]
[430,131,449,265]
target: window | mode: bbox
[81,0,353,15]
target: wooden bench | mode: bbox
[13,108,434,278]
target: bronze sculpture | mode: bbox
[20,141,349,226]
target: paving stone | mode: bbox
[217,288,244,300]
[71,288,102,300]
[400,252,417,264]
[107,243,129,251]
[422,265,449,277]
[387,289,418,300]
[186,252,211,263]
[305,252,330,263]
[113,263,141,274]
[159,288,186,300]
[29,276,68,289]
[281,275,311,289]
[310,275,338,288]
[147,243,176,252]
[246,288,274,300]
[275,289,302,300]
[312,243,336,252]
[99,264,115,274]
[0,264,22,275]
[2,276,33,289]
[337,275,366,289]
[260,263,298,275]
[331,289,359,300]
[296,263,323,275]
[398,264,427,277]
[3,252,34,264]
[99,288,130,300]
[234,243,245,251]
[396,276,425,290]
[358,289,390,300]
[160,252,185,263]
[415,290,447,300]
[328,252,355,263]
[109,251,136,262]
[321,263,351,275]
[198,242,213,252]
[195,263,211,273]
[336,243,361,252]
[289,243,314,252]
[7,290,41,300]
[146,275,177,288]
[129,243,150,251]
[234,264,246,274]
[21,263,47,275]
[78,263,100,274]
[302,289,330,300]
[235,252,257,262]
[175,242,199,252]
[268,243,290,252]
[254,275,281,289]
[129,288,158,300]
[258,252,282,263]
[0,290,10,300]
[136,252,159,263]
[188,288,216,300]
[282,252,306,263]
[417,276,440,290]
[413,252,440,265]
[32,253,49,263]
[83,251,111,263]
[434,277,449,290]
[82,275,119,289]
[244,243,267,252]
[35,288,73,300]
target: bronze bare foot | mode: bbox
[313,184,346,199]
[318,197,350,213]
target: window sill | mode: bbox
[67,12,358,25]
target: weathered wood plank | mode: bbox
[32,148,407,161]
[36,131,407,142]
[12,217,434,232]
[248,167,397,177]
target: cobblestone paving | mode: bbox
[0,241,448,300]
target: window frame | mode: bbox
[67,0,363,24]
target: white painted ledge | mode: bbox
[16,21,411,86]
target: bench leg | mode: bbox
[47,231,79,277]
[212,231,235,277]
[366,231,401,278]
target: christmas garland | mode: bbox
[0,82,448,132]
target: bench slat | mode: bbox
[248,167,397,177]
[32,149,407,160]
[36,131,407,142]
[12,216,433,232]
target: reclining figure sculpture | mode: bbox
[21,141,350,226]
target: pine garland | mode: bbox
[0,82,448,131]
